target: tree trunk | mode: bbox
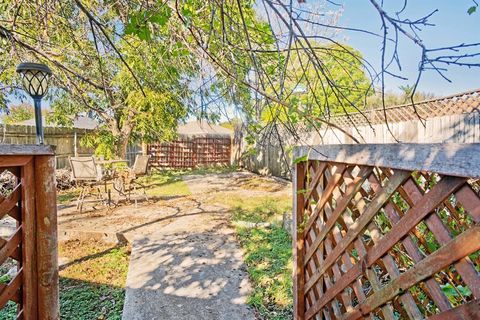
[115,135,129,159]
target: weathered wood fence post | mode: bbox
[293,161,306,319]
[35,154,59,319]
[0,145,59,319]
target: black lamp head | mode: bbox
[16,62,52,99]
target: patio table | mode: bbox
[96,159,129,205]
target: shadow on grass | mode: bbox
[0,278,125,320]
[231,199,293,320]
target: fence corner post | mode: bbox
[34,154,59,320]
[293,161,306,319]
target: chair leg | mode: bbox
[134,185,138,208]
[79,186,88,213]
[76,186,85,210]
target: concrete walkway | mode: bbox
[122,177,256,319]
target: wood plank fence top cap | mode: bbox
[294,143,480,178]
[17,115,98,130]
[0,144,55,155]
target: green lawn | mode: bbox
[2,167,292,319]
[58,166,240,204]
[0,240,130,320]
[214,195,294,320]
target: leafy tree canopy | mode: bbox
[1,104,34,124]
[0,1,196,158]
[262,42,372,124]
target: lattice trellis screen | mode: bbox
[148,137,231,168]
[329,89,480,128]
[293,144,480,320]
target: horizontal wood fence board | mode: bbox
[0,144,55,155]
[294,143,480,178]
[293,143,480,320]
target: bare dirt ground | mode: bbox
[53,171,292,319]
[57,171,291,243]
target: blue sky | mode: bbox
[336,0,479,95]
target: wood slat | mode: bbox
[427,299,480,320]
[304,166,372,265]
[0,268,23,310]
[344,225,480,320]
[0,145,54,156]
[0,156,34,168]
[304,169,410,294]
[293,162,306,319]
[304,164,347,236]
[455,184,480,223]
[304,174,465,319]
[21,158,37,319]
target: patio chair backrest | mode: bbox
[69,156,100,181]
[132,155,150,177]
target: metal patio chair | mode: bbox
[69,156,109,212]
[113,155,150,205]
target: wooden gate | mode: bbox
[0,145,59,319]
[293,144,480,319]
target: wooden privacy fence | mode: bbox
[0,145,59,319]
[293,144,480,320]
[148,137,231,168]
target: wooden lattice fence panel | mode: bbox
[148,137,231,168]
[330,89,480,128]
[293,144,480,320]
[0,145,59,319]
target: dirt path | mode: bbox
[55,171,291,319]
[121,172,290,320]
[57,171,290,242]
[121,196,254,319]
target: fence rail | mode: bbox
[0,145,59,319]
[293,143,480,319]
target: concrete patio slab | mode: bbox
[122,193,255,320]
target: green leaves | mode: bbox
[124,6,172,40]
[293,154,308,164]
[441,283,472,304]
[468,5,477,14]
